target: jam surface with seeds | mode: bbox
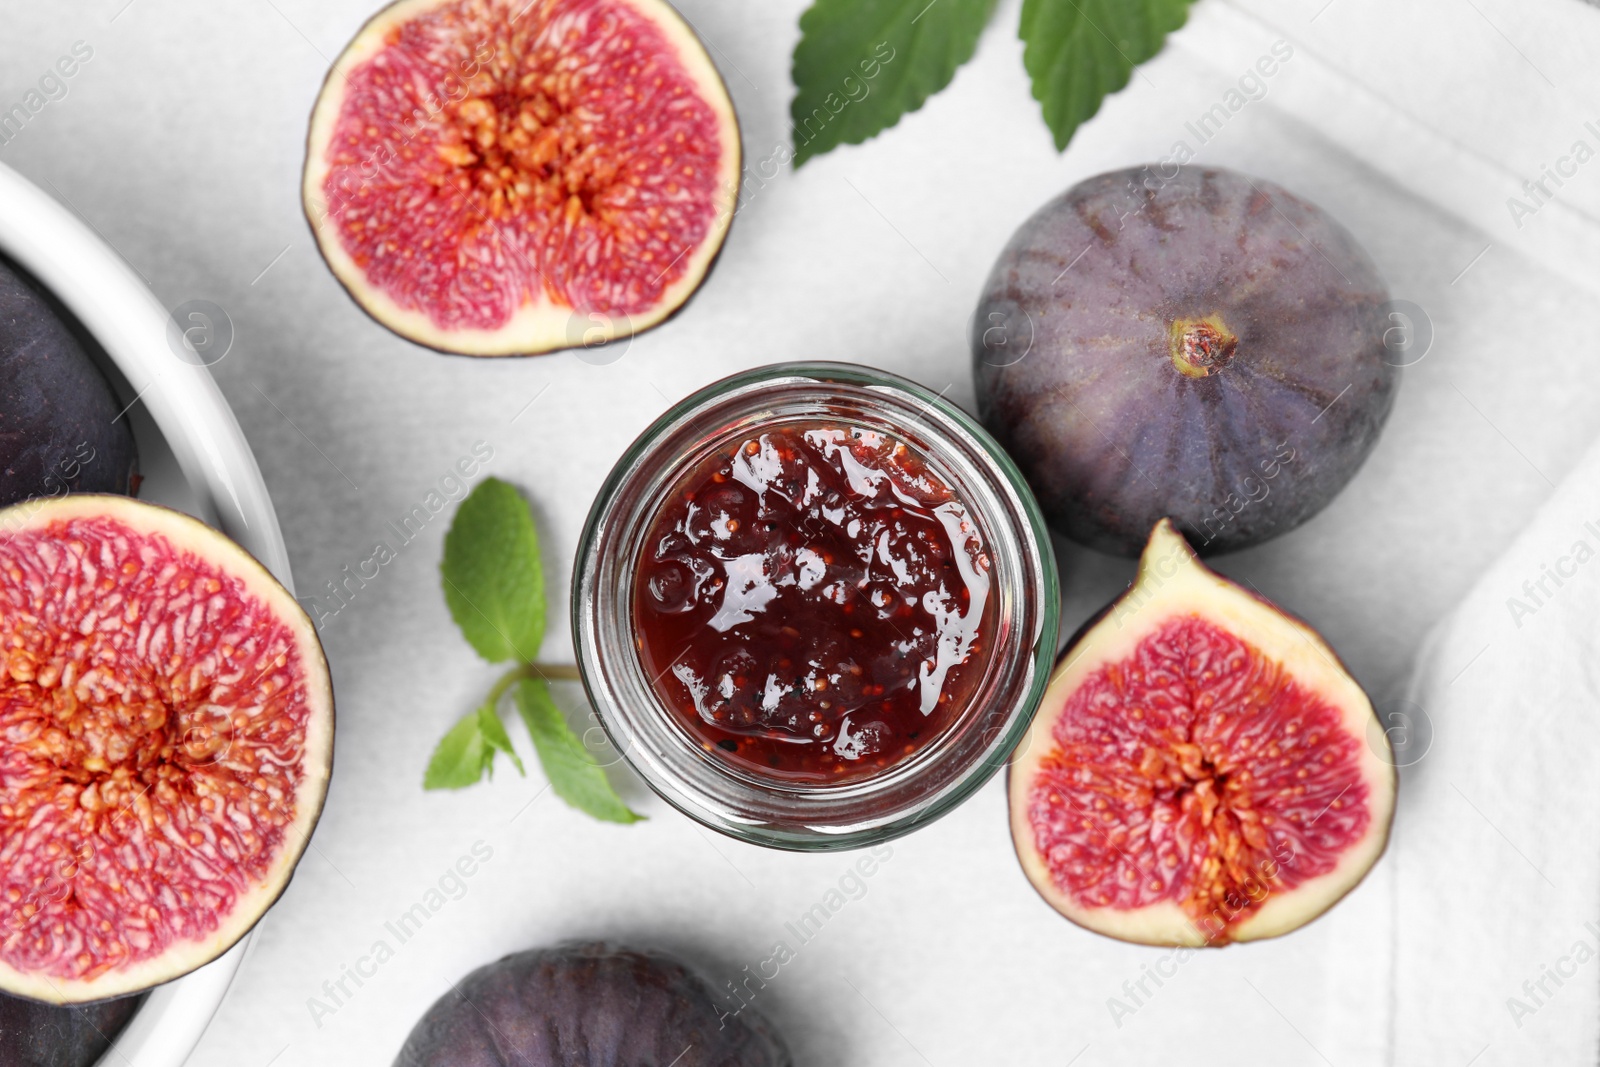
[0,517,313,982]
[1027,615,1369,941]
[635,423,996,783]
[322,0,727,329]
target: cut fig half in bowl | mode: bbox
[0,494,334,1005]
[303,0,742,357]
[1009,519,1395,946]
[0,156,316,1065]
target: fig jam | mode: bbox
[633,423,996,784]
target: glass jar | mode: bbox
[572,362,1058,850]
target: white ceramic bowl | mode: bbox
[0,160,296,1066]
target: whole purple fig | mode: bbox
[0,992,143,1067]
[393,943,790,1067]
[973,166,1398,556]
[0,255,139,507]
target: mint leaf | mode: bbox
[791,0,998,166]
[423,702,523,789]
[424,711,488,790]
[441,478,545,664]
[477,703,525,776]
[1020,0,1195,150]
[515,678,643,824]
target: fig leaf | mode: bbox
[516,679,645,824]
[791,0,998,166]
[441,477,545,664]
[1020,0,1197,150]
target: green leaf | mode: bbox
[1020,0,1196,151]
[477,703,525,776]
[441,478,545,664]
[515,678,644,824]
[424,711,488,790]
[791,0,998,167]
[423,703,524,790]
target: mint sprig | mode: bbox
[790,0,1197,163]
[424,478,643,824]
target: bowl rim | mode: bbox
[0,160,294,1067]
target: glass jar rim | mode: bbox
[572,361,1060,851]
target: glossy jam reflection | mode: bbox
[633,422,997,784]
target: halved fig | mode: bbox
[1009,520,1394,946]
[303,0,742,357]
[0,495,333,1003]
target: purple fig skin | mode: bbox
[393,943,791,1067]
[0,992,144,1067]
[0,256,139,507]
[973,166,1397,557]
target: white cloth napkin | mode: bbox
[1393,435,1600,1063]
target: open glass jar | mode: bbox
[573,362,1058,850]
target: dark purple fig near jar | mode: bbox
[972,165,1398,556]
[393,942,790,1067]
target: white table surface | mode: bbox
[4,0,1600,1063]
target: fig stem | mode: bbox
[531,662,584,683]
[1169,314,1238,378]
[487,662,583,706]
